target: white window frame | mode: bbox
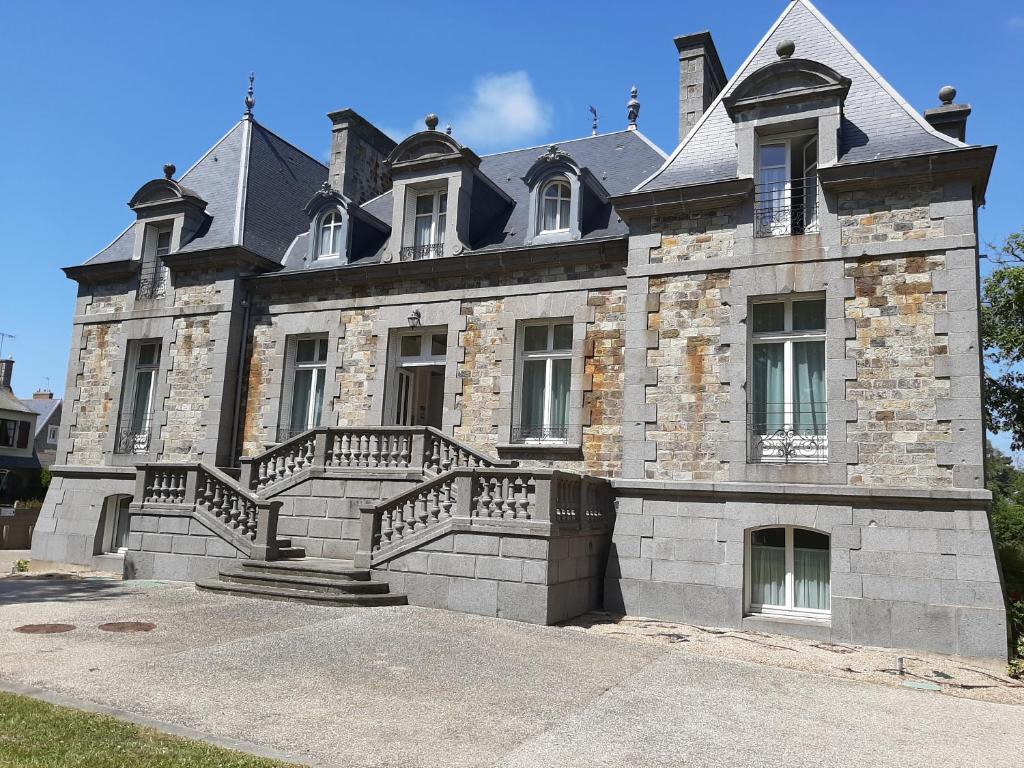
[280,335,329,439]
[46,424,58,444]
[393,329,448,367]
[744,525,831,620]
[413,189,448,252]
[139,223,172,297]
[514,319,573,443]
[538,178,572,234]
[99,494,132,555]
[755,131,819,237]
[749,295,827,463]
[119,340,161,453]
[316,210,345,260]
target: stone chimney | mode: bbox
[33,389,53,400]
[0,359,12,390]
[674,31,727,142]
[325,108,398,205]
[924,85,971,143]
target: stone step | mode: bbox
[240,558,369,581]
[195,579,407,607]
[217,568,391,595]
[276,546,306,559]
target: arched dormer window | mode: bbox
[540,178,571,233]
[317,210,345,259]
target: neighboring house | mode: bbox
[0,359,40,504]
[31,1,1008,658]
[19,389,62,469]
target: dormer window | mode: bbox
[138,222,172,299]
[317,210,344,259]
[410,189,447,260]
[754,134,818,238]
[540,178,571,233]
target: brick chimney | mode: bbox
[325,108,397,205]
[0,359,12,390]
[674,31,727,142]
[33,389,53,400]
[924,85,971,143]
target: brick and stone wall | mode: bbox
[845,254,952,488]
[644,272,730,481]
[162,316,215,461]
[838,184,945,245]
[581,289,625,476]
[453,298,505,453]
[648,208,735,264]
[68,322,120,465]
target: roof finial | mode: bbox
[163,163,176,180]
[776,39,796,59]
[627,86,640,130]
[939,85,957,105]
[589,105,598,136]
[244,72,255,117]
[424,113,439,131]
[445,123,453,136]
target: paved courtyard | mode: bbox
[0,574,1021,767]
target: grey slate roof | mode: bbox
[85,119,327,266]
[639,0,963,192]
[280,129,665,271]
[0,387,33,416]
[19,398,61,438]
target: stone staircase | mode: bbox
[196,558,408,607]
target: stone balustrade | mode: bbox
[239,426,510,493]
[356,468,614,566]
[134,463,280,560]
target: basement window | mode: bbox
[746,526,830,619]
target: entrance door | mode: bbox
[388,329,447,428]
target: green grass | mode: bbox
[0,692,299,767]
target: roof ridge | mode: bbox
[631,1,795,192]
[799,0,964,150]
[250,118,329,170]
[478,129,640,159]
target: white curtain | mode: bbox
[794,547,830,610]
[753,344,784,433]
[750,544,785,607]
[793,341,825,435]
[550,358,570,429]
[521,360,545,430]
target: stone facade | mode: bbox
[838,184,945,245]
[648,209,736,264]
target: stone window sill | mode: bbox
[742,612,831,641]
[495,442,583,458]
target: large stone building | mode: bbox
[32,1,1008,657]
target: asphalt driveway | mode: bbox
[0,575,1020,767]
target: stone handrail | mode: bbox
[356,468,613,566]
[135,463,280,560]
[239,426,513,493]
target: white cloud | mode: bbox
[451,71,551,149]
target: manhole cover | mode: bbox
[14,623,76,634]
[98,622,156,633]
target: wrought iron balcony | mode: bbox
[114,423,152,455]
[754,176,819,238]
[137,264,167,299]
[747,403,827,464]
[511,424,571,443]
[400,242,444,261]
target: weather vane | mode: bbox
[245,72,255,116]
[589,105,598,136]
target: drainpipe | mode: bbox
[229,286,252,467]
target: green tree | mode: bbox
[981,230,1024,449]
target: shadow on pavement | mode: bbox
[0,575,124,606]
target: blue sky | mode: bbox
[1,0,1021,456]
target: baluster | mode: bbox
[428,438,441,473]
[417,490,429,528]
[381,509,393,545]
[476,475,490,517]
[500,477,511,518]
[211,482,224,518]
[399,435,410,468]
[427,485,440,523]
[393,502,406,539]
[388,434,399,467]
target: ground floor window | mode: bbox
[746,526,830,618]
[97,495,132,555]
[280,335,328,441]
[514,320,572,442]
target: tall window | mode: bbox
[0,419,30,449]
[747,526,830,617]
[116,341,161,454]
[411,189,447,259]
[282,336,328,441]
[754,134,818,237]
[317,211,344,259]
[515,321,572,442]
[97,495,132,555]
[47,425,58,444]
[540,179,571,233]
[749,297,826,463]
[138,223,172,298]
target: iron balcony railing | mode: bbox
[400,243,444,261]
[114,418,153,455]
[137,260,167,299]
[747,403,827,464]
[511,424,573,443]
[754,176,819,238]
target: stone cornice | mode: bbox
[161,246,280,274]
[611,178,754,218]
[63,260,139,285]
